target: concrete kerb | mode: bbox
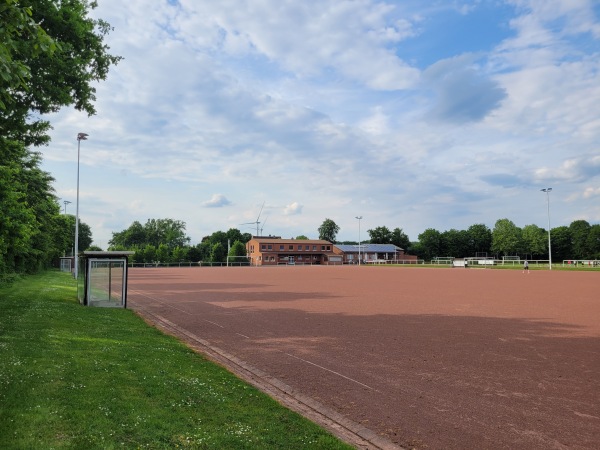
[132,305,404,450]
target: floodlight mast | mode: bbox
[74,132,88,279]
[356,216,363,265]
[541,188,552,270]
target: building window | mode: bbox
[313,245,317,251]
[261,244,266,250]
[321,245,325,251]
[289,245,294,250]
[305,245,310,251]
[268,245,272,250]
[327,246,331,251]
[280,245,284,250]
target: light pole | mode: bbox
[63,200,71,214]
[74,132,88,279]
[541,188,552,270]
[356,216,362,265]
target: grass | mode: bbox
[0,271,353,450]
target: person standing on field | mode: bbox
[523,260,529,273]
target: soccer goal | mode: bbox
[502,255,521,266]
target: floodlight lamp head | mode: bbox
[356,216,362,220]
[541,187,552,193]
[77,132,89,141]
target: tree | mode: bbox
[569,220,591,259]
[318,219,340,243]
[143,219,190,250]
[390,228,410,250]
[2,0,122,147]
[1,0,120,278]
[491,219,522,256]
[550,226,572,262]
[172,246,189,263]
[441,229,470,257]
[210,243,226,263]
[109,219,190,251]
[76,222,94,252]
[586,224,600,259]
[521,224,547,259]
[417,228,442,261]
[367,226,392,244]
[156,243,170,263]
[0,1,56,111]
[226,228,251,245]
[295,235,309,240]
[228,241,248,264]
[466,224,492,256]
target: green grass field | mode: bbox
[0,271,352,449]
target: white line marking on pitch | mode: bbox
[283,352,377,391]
[236,333,250,339]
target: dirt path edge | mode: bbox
[133,306,404,450]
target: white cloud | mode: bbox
[40,0,600,250]
[203,194,232,208]
[283,202,304,216]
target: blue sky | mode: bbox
[41,0,600,249]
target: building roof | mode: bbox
[249,237,333,245]
[335,243,403,253]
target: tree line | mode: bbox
[108,220,252,264]
[1,0,120,281]
[317,218,600,261]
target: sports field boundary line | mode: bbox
[131,301,404,450]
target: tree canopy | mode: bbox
[1,0,120,280]
[318,218,340,243]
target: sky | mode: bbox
[40,0,600,249]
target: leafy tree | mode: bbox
[172,246,189,263]
[143,245,157,264]
[76,221,94,253]
[441,229,470,257]
[0,0,56,111]
[143,219,190,250]
[390,228,410,250]
[318,218,340,243]
[226,228,251,245]
[586,224,600,259]
[1,0,120,278]
[295,235,309,240]
[521,224,547,259]
[156,243,170,263]
[368,226,392,244]
[491,219,522,256]
[109,219,190,251]
[569,220,591,259]
[417,228,442,261]
[210,243,226,263]
[466,224,492,256]
[550,226,572,262]
[228,241,248,264]
[2,0,122,147]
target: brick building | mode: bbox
[246,237,342,266]
[246,237,416,266]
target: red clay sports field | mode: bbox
[127,266,599,450]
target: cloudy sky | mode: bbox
[41,0,600,249]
